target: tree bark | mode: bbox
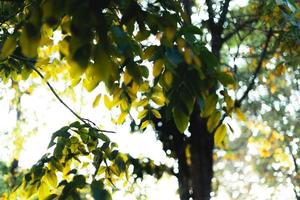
[155,117,191,200]
[189,108,214,200]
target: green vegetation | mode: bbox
[0,0,299,200]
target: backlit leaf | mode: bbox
[44,171,57,187]
[104,95,113,110]
[207,111,221,133]
[140,120,150,130]
[138,109,148,120]
[38,181,50,200]
[93,94,101,108]
[214,124,227,148]
[151,109,161,119]
[163,71,173,86]
[153,59,164,77]
[1,36,17,58]
[173,106,189,133]
[202,94,218,118]
[217,72,235,86]
[151,95,165,106]
[235,108,246,121]
[117,112,127,124]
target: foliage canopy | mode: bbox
[0,0,299,199]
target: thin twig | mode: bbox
[11,55,115,133]
[0,2,29,27]
[235,28,273,107]
[218,0,231,27]
[205,0,215,28]
[222,18,257,43]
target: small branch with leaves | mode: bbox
[10,54,115,134]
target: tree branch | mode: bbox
[205,0,215,28]
[10,55,115,133]
[0,2,29,27]
[222,18,257,43]
[218,0,231,27]
[181,0,193,23]
[235,28,273,107]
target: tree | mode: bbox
[0,0,299,200]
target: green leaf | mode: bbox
[201,94,218,118]
[44,194,58,200]
[216,72,235,86]
[207,111,221,133]
[214,124,227,147]
[180,89,195,115]
[173,106,189,133]
[180,24,202,35]
[96,133,110,142]
[20,23,40,58]
[100,142,110,151]
[165,47,183,66]
[91,180,112,200]
[93,44,114,83]
[72,175,86,188]
[69,121,82,128]
[199,47,218,68]
[48,126,70,148]
[1,36,17,58]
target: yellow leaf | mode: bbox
[163,71,173,86]
[151,109,161,119]
[184,48,192,64]
[143,46,156,60]
[1,36,17,58]
[136,99,148,107]
[214,124,227,148]
[104,95,113,110]
[58,39,69,56]
[140,120,150,130]
[35,58,50,67]
[176,38,185,50]
[71,77,81,87]
[93,94,101,108]
[123,70,132,85]
[38,181,50,200]
[193,56,202,67]
[120,99,129,111]
[185,144,191,165]
[202,94,218,118]
[235,108,246,121]
[153,59,164,77]
[165,27,176,42]
[68,59,86,79]
[44,170,57,187]
[83,77,99,92]
[151,95,165,106]
[117,112,127,124]
[138,109,148,120]
[130,81,139,94]
[207,111,221,132]
[270,84,277,94]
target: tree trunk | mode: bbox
[189,108,214,200]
